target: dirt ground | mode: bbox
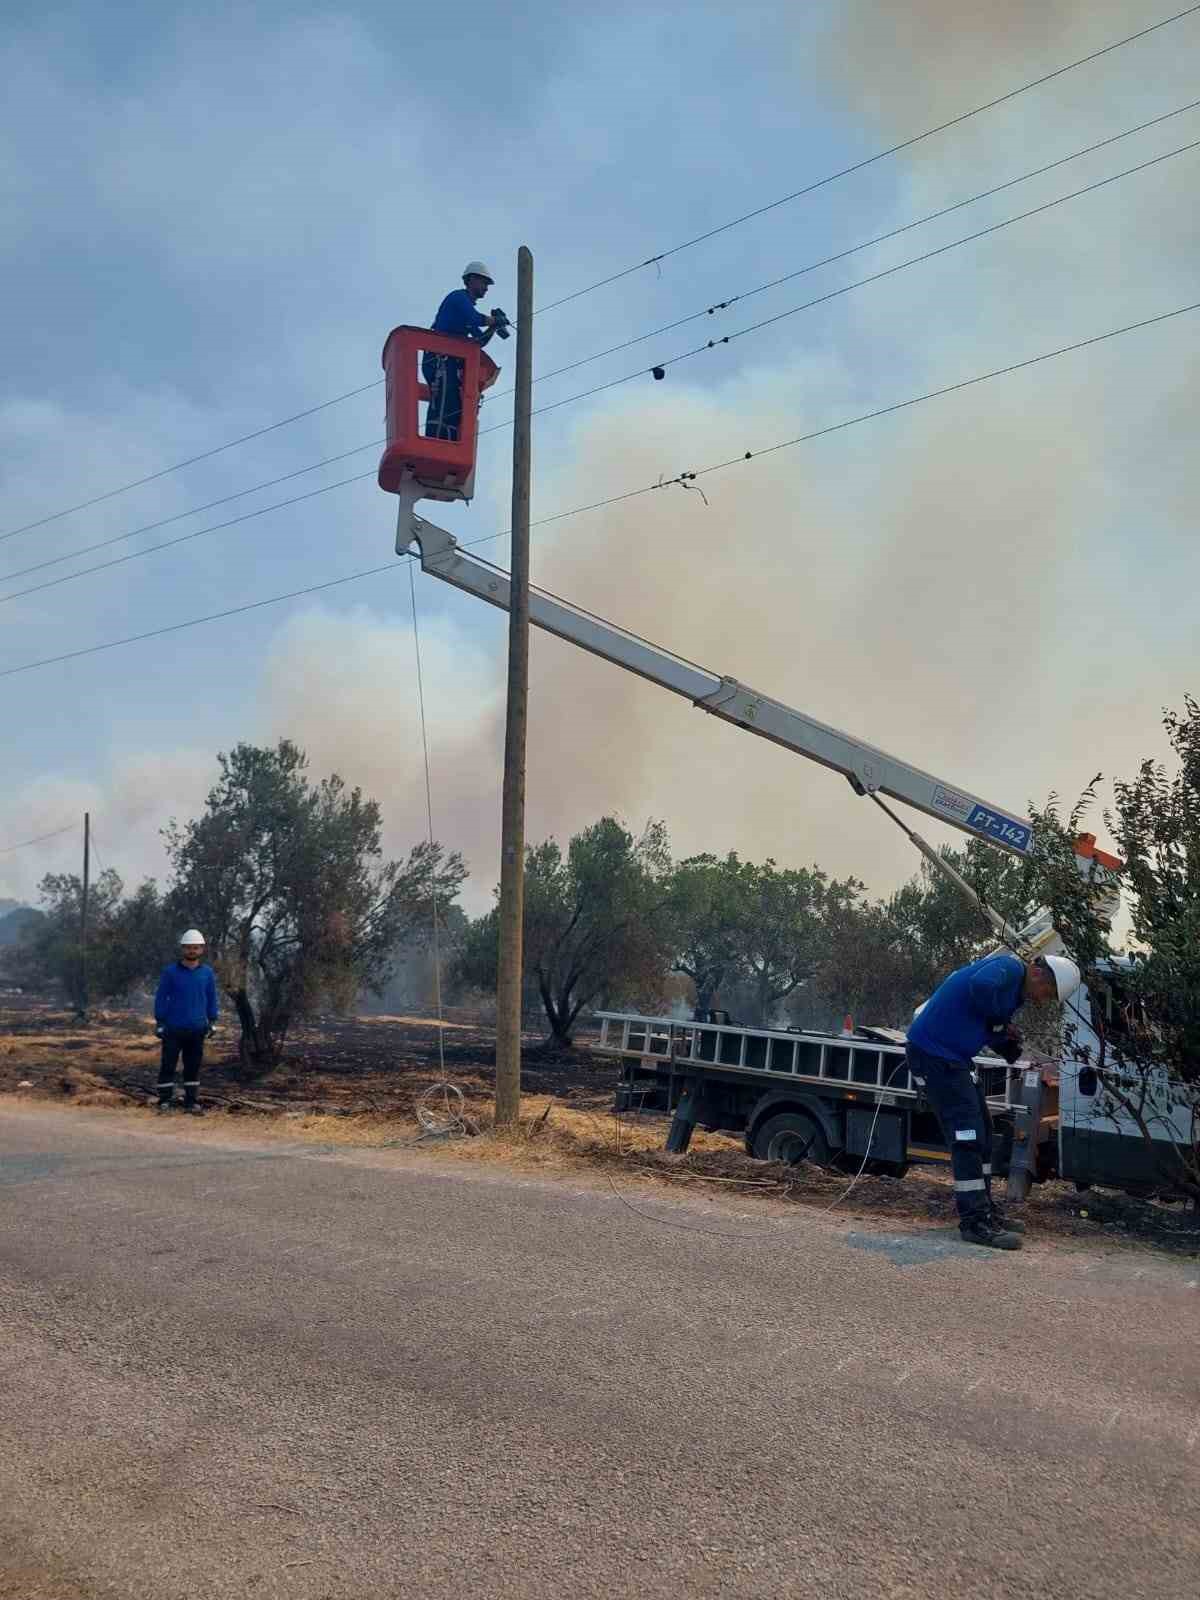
[2,996,1197,1259]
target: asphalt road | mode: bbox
[1,1104,1197,1599]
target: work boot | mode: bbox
[156,1097,174,1114]
[960,1216,1022,1250]
[990,1204,1026,1234]
[182,1102,204,1117]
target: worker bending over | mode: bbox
[424,261,498,440]
[906,950,1081,1250]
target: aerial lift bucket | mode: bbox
[378,326,499,543]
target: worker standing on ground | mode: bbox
[153,930,218,1115]
[424,262,499,440]
[906,951,1081,1250]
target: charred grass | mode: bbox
[2,998,1196,1258]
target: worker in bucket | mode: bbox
[424,262,500,441]
[153,929,219,1114]
[905,951,1081,1250]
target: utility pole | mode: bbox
[78,810,90,1022]
[494,245,534,1128]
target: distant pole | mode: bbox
[78,811,90,1021]
[494,246,534,1129]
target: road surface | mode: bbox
[1,1103,1197,1598]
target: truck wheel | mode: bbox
[752,1111,831,1167]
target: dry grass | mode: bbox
[3,999,1197,1255]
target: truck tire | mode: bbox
[752,1110,831,1167]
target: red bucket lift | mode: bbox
[377,325,499,510]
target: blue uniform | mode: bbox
[154,961,218,1110]
[906,952,1026,1228]
[432,288,490,343]
[907,951,1024,1063]
[425,289,491,440]
[154,961,219,1032]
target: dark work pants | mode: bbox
[158,1029,206,1107]
[422,353,464,441]
[907,1046,994,1224]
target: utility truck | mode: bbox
[378,326,1195,1199]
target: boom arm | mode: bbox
[403,509,1036,859]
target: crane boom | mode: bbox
[404,512,1035,858]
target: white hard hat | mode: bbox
[179,928,206,947]
[462,261,494,284]
[1042,954,1082,1001]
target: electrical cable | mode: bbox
[0,822,76,854]
[0,379,383,547]
[479,137,1200,438]
[0,561,398,680]
[4,4,1195,547]
[409,556,454,1107]
[0,438,385,588]
[600,1047,916,1243]
[533,3,1200,314]
[3,297,1196,680]
[8,137,1197,615]
[0,469,381,606]
[9,97,1196,597]
[488,98,1200,401]
[88,825,108,880]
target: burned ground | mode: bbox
[1,997,1196,1259]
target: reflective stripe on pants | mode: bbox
[422,353,464,441]
[907,1044,994,1222]
[159,1030,206,1107]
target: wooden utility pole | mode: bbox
[78,811,90,1022]
[494,246,534,1128]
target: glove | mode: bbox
[990,1026,1022,1064]
[154,1024,165,1039]
[206,1023,215,1038]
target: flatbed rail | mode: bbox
[593,1011,1056,1196]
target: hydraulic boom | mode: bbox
[401,508,1036,860]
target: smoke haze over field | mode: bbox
[2,2,1196,914]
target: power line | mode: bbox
[0,563,400,680]
[682,301,1200,481]
[533,3,1200,313]
[3,299,1194,682]
[0,437,383,587]
[0,469,379,606]
[0,379,383,548]
[6,133,1194,611]
[3,5,1194,549]
[8,101,1196,599]
[0,823,76,854]
[497,98,1200,398]
[480,137,1200,434]
[88,826,108,879]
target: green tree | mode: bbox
[888,838,1034,984]
[809,839,1036,1031]
[12,870,170,1005]
[165,740,466,1065]
[666,852,750,1012]
[1025,701,1200,1200]
[458,817,673,1046]
[736,860,860,1026]
[810,892,922,1031]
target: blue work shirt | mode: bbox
[431,288,490,342]
[154,961,219,1033]
[906,951,1024,1064]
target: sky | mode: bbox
[1,0,1197,917]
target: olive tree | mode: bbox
[165,740,466,1066]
